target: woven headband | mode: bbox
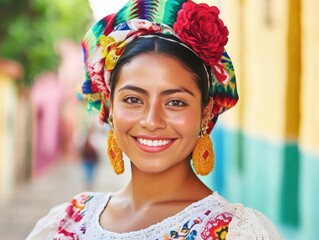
[79,0,239,133]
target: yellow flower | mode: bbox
[99,35,116,57]
[99,35,126,71]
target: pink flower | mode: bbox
[173,1,229,67]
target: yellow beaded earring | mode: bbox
[192,119,215,176]
[107,116,124,175]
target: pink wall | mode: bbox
[31,72,63,176]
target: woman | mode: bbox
[27,0,281,239]
[80,126,99,190]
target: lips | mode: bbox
[133,136,176,153]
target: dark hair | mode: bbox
[110,33,210,107]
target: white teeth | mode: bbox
[137,138,171,147]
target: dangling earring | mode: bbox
[192,120,214,176]
[107,115,124,175]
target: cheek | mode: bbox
[112,106,136,149]
[113,107,137,121]
[168,108,202,135]
[112,106,140,131]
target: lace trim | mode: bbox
[83,192,228,239]
[225,204,282,240]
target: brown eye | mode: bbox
[124,97,142,104]
[166,99,187,107]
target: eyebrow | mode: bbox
[118,85,195,97]
[161,88,195,97]
[118,85,148,95]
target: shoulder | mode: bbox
[193,193,281,240]
[215,196,282,239]
[26,192,110,240]
[60,192,105,223]
[26,202,69,240]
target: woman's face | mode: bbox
[111,53,206,174]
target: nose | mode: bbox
[139,102,166,131]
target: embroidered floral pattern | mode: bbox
[53,193,235,240]
[164,219,201,239]
[161,210,233,240]
[201,212,233,240]
[54,194,93,240]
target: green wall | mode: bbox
[205,125,319,239]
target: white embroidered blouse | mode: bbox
[26,192,281,240]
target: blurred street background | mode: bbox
[0,0,318,239]
[0,157,131,239]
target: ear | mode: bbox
[201,97,214,127]
[109,101,113,114]
[108,100,113,124]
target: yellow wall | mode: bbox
[195,0,319,150]
[300,0,319,151]
[223,0,290,140]
[218,0,242,131]
[194,0,318,148]
[225,0,319,148]
[0,73,17,204]
[193,0,217,5]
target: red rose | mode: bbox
[173,1,229,67]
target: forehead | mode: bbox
[115,53,200,92]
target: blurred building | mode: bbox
[31,72,63,176]
[0,39,86,204]
[0,58,26,204]
[56,40,88,161]
[205,0,318,238]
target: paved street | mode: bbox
[0,158,131,240]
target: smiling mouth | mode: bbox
[136,138,172,147]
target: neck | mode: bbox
[121,160,211,210]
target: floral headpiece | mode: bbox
[80,0,238,133]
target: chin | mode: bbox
[130,161,169,174]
